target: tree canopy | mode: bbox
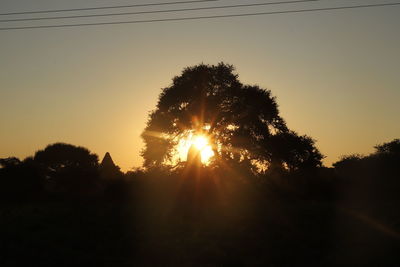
[33,143,100,195]
[141,63,323,172]
[374,139,400,155]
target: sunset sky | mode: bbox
[1,0,399,171]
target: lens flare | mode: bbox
[177,134,214,164]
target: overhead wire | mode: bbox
[0,0,220,16]
[0,0,320,23]
[0,2,399,31]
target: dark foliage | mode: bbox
[1,138,400,266]
[3,162,400,266]
[374,138,400,155]
[0,157,44,202]
[33,143,101,198]
[334,139,400,203]
[141,63,323,172]
[268,131,324,171]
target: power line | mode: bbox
[0,2,399,31]
[0,0,320,23]
[0,0,220,16]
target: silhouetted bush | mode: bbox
[0,157,44,202]
[334,139,400,204]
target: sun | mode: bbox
[193,136,208,150]
[177,134,214,165]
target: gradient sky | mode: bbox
[1,0,399,171]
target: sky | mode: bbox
[1,0,399,171]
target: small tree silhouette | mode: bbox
[33,143,100,197]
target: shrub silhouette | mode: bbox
[334,139,400,203]
[0,157,43,201]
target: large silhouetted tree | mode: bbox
[141,63,322,172]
